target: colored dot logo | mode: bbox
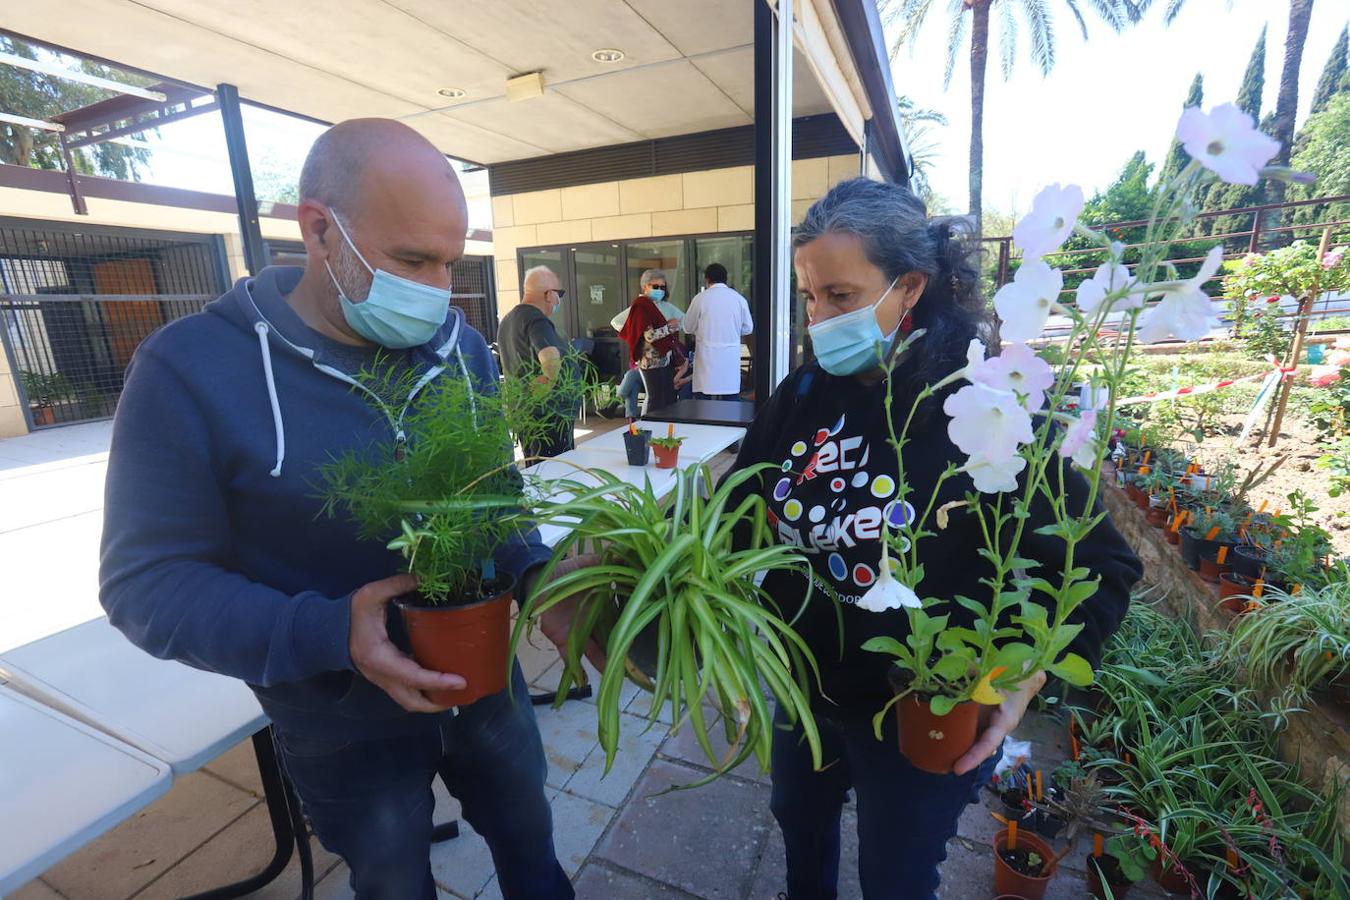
[852,564,876,588]
[851,471,869,489]
[783,499,803,521]
[808,505,826,524]
[884,500,917,528]
[814,429,829,446]
[773,477,792,501]
[870,475,896,499]
[827,553,848,581]
[830,477,846,493]
[791,441,808,456]
[781,460,793,471]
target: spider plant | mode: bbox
[514,463,825,783]
[1220,582,1350,716]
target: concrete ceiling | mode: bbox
[4,0,837,164]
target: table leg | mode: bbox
[182,728,306,899]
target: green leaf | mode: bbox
[929,694,960,716]
[1049,652,1095,687]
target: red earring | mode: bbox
[900,309,915,333]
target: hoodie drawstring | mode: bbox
[254,321,286,477]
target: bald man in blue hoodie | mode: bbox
[99,120,589,899]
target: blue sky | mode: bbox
[887,0,1349,216]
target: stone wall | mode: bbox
[1101,473,1350,834]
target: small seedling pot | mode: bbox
[32,406,56,427]
[623,429,651,466]
[895,694,987,774]
[1145,506,1168,528]
[1086,854,1132,900]
[1030,808,1065,839]
[1164,519,1182,545]
[1179,528,1215,571]
[999,787,1029,819]
[651,443,681,469]
[993,828,1057,900]
[1198,547,1232,584]
[1231,543,1268,581]
[1218,572,1256,613]
[398,577,514,707]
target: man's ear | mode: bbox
[297,199,336,260]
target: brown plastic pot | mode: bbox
[398,578,514,707]
[1086,854,1132,900]
[896,695,986,774]
[1218,572,1255,614]
[1164,521,1181,545]
[651,443,681,469]
[32,405,55,426]
[1198,550,1231,584]
[1149,854,1191,895]
[1145,506,1168,528]
[993,828,1057,900]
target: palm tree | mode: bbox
[881,0,1137,232]
[897,95,949,208]
[1267,0,1316,212]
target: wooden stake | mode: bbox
[1269,226,1333,448]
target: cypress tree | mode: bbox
[1236,26,1267,120]
[1159,73,1203,186]
[1310,26,1347,116]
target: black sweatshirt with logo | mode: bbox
[723,354,1143,717]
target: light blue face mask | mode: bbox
[808,276,901,376]
[647,287,666,302]
[325,212,451,349]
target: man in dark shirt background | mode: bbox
[497,265,575,458]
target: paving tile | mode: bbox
[201,737,264,797]
[1044,864,1089,899]
[7,878,63,899]
[623,690,677,726]
[658,711,772,783]
[513,625,564,687]
[550,788,620,876]
[532,696,603,789]
[564,710,666,807]
[936,836,994,898]
[428,789,496,900]
[956,788,1007,849]
[748,807,862,900]
[42,771,258,899]
[573,862,695,899]
[135,802,341,899]
[594,759,773,899]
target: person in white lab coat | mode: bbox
[681,263,752,399]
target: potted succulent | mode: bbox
[649,425,685,469]
[1262,493,1333,591]
[320,366,565,707]
[1182,507,1239,578]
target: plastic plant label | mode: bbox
[1206,526,1221,541]
[1252,580,1264,598]
[1217,545,1229,564]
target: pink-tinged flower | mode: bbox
[1060,410,1101,470]
[1325,247,1346,270]
[1309,366,1343,387]
[944,383,1035,457]
[1138,245,1224,344]
[1327,348,1350,368]
[856,567,922,612]
[972,342,1056,410]
[1176,103,1279,186]
[1076,262,1142,315]
[994,261,1064,343]
[961,450,1028,494]
[1013,184,1085,261]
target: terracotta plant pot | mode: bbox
[622,429,651,466]
[31,405,55,427]
[993,828,1057,900]
[1218,572,1255,613]
[1198,548,1232,584]
[1149,854,1191,895]
[651,443,681,469]
[895,695,985,774]
[398,578,514,707]
[1087,854,1132,900]
[1164,522,1181,545]
[1145,506,1168,528]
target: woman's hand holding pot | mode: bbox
[952,670,1048,775]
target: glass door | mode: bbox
[570,243,624,340]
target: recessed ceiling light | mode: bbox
[591,48,625,63]
[436,87,466,99]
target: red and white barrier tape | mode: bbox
[1114,356,1297,408]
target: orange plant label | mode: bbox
[1206,526,1221,541]
[1143,451,1151,463]
[1008,821,1019,851]
[1217,546,1229,564]
[1258,499,1268,513]
[1252,580,1264,598]
[1093,834,1104,859]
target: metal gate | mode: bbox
[0,219,226,429]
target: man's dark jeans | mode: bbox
[770,704,1000,900]
[276,664,572,900]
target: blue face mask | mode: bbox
[807,276,900,376]
[325,212,450,349]
[647,287,666,302]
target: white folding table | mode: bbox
[0,685,171,894]
[0,618,313,899]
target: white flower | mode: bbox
[994,261,1064,343]
[856,567,922,612]
[971,342,1056,410]
[1013,184,1085,261]
[1176,103,1280,186]
[1059,410,1101,470]
[1137,245,1224,344]
[1076,262,1142,315]
[1078,383,1109,411]
[944,383,1035,457]
[962,450,1028,494]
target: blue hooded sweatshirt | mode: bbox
[99,266,551,740]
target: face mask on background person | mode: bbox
[325,211,451,349]
[647,286,667,302]
[807,275,902,376]
[549,287,566,316]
